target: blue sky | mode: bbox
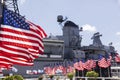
[18,0,120,53]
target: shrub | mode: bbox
[85,71,99,80]
[3,75,24,80]
[38,75,43,80]
[49,75,54,79]
[13,75,24,80]
[3,76,14,80]
[67,72,74,80]
[56,76,60,80]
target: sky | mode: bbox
[18,0,120,53]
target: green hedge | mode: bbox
[67,72,74,80]
[3,75,24,80]
[85,71,99,80]
[38,75,43,80]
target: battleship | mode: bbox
[1,15,120,78]
[0,0,120,79]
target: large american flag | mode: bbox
[0,8,47,66]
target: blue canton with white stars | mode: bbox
[3,8,30,30]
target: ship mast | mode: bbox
[1,0,19,14]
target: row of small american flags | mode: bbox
[44,54,120,75]
[0,8,47,69]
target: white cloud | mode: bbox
[116,32,120,36]
[19,0,26,5]
[81,24,97,32]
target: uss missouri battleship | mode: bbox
[0,0,120,78]
[1,15,120,78]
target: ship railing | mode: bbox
[73,77,120,80]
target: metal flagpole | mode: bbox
[78,70,79,77]
[1,0,4,24]
[108,67,110,77]
[82,70,84,77]
[100,67,102,77]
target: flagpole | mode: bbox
[78,70,79,77]
[1,0,5,9]
[108,67,110,77]
[82,70,83,77]
[100,67,102,77]
[1,0,5,24]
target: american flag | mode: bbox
[0,8,47,66]
[83,60,95,70]
[73,62,79,70]
[78,60,85,71]
[98,57,110,68]
[67,65,75,73]
[0,61,12,69]
[59,64,67,75]
[84,59,96,70]
[44,66,53,75]
[115,53,120,62]
[89,59,96,68]
[107,55,112,66]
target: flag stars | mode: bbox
[3,8,30,30]
[23,26,25,28]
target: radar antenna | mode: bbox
[57,15,68,26]
[1,0,19,14]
